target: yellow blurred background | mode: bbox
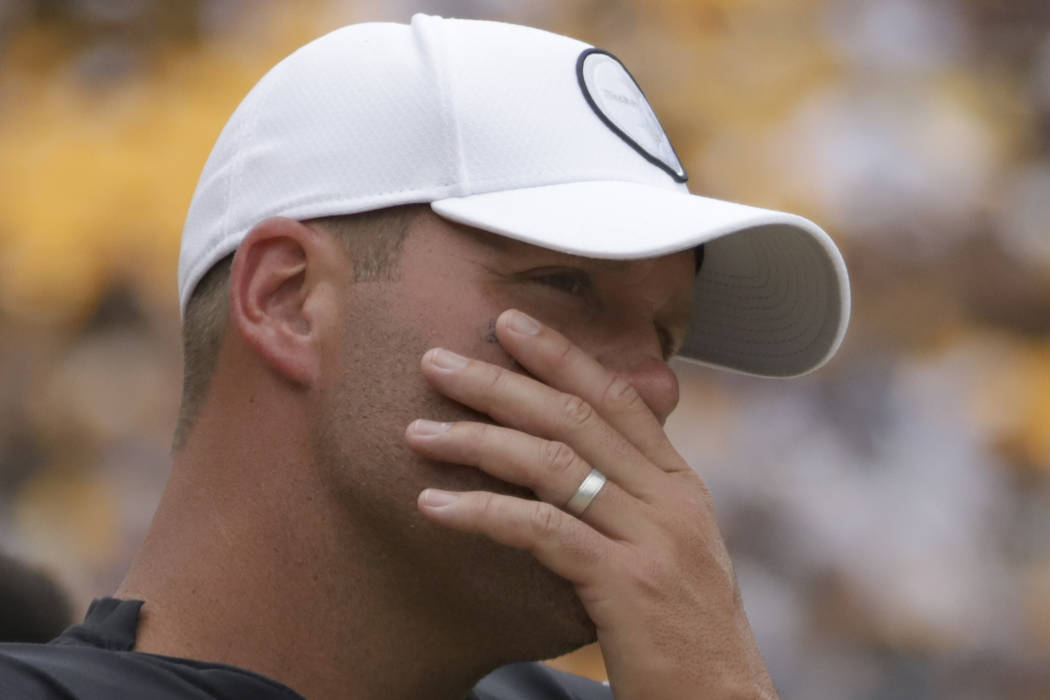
[1,1,1049,697]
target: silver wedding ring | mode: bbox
[564,468,607,516]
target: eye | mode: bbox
[533,270,593,297]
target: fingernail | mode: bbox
[506,310,540,335]
[410,419,451,436]
[419,489,459,508]
[429,348,468,371]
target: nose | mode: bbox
[610,356,680,425]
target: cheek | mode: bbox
[401,281,510,367]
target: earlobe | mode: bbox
[229,217,331,386]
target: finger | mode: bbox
[405,419,652,541]
[495,309,689,472]
[416,488,615,586]
[421,347,660,495]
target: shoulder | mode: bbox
[0,641,303,700]
[472,662,612,700]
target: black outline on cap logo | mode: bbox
[576,48,688,183]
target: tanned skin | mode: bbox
[118,211,777,699]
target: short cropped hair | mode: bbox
[172,205,427,451]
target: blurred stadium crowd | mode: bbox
[1,1,1048,698]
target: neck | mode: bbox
[117,386,495,700]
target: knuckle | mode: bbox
[541,440,578,476]
[653,480,714,530]
[561,393,594,429]
[484,364,509,391]
[528,501,561,541]
[552,335,575,365]
[619,546,674,598]
[476,493,516,531]
[473,421,494,441]
[468,422,498,465]
[635,557,673,597]
[477,492,502,521]
[601,373,643,413]
[681,474,715,511]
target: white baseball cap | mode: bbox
[179,14,850,377]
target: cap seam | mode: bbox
[412,15,464,193]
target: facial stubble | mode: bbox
[312,312,597,666]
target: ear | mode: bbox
[228,217,340,387]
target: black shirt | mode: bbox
[0,598,611,699]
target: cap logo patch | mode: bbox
[576,48,687,182]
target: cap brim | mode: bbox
[431,180,849,377]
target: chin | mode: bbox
[408,443,600,660]
[315,367,598,662]
[451,534,599,665]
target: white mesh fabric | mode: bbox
[179,21,458,307]
[431,16,687,195]
[177,14,850,377]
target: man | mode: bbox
[0,14,848,699]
